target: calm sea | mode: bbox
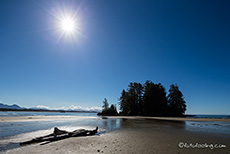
[0,111,98,117]
[188,114,230,119]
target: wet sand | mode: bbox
[1,117,230,154]
[1,116,230,123]
[106,116,230,122]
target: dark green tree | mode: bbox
[119,82,143,115]
[167,84,186,116]
[118,81,187,117]
[127,82,144,115]
[108,104,118,115]
[102,98,109,111]
[119,89,128,115]
[98,98,118,116]
[143,81,168,116]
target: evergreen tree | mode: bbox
[143,81,167,116]
[108,104,118,115]
[119,82,143,115]
[167,84,186,116]
[118,81,187,117]
[99,98,118,116]
[127,82,143,115]
[119,89,128,115]
[102,98,109,111]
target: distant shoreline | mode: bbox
[0,115,98,123]
[0,108,98,113]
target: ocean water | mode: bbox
[189,114,230,119]
[0,111,98,117]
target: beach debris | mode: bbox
[20,126,98,145]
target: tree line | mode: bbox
[97,98,118,116]
[99,80,186,117]
[119,81,186,117]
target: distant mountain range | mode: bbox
[0,103,23,110]
[0,103,99,113]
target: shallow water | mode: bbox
[0,111,98,117]
[0,117,124,152]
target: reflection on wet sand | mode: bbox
[100,117,230,136]
[100,117,186,131]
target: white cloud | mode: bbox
[87,106,102,111]
[0,99,102,112]
[58,105,102,111]
[36,105,50,109]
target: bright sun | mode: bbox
[53,7,82,42]
[60,17,76,33]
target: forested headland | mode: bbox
[99,80,186,117]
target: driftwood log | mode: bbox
[20,126,98,145]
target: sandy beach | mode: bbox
[104,116,230,122]
[0,116,230,122]
[1,116,230,123]
[1,116,230,154]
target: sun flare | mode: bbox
[52,6,83,43]
[60,17,76,33]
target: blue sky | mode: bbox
[0,0,229,114]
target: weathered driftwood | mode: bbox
[20,126,98,145]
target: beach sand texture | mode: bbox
[1,116,230,123]
[1,117,230,154]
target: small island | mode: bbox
[98,80,186,117]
